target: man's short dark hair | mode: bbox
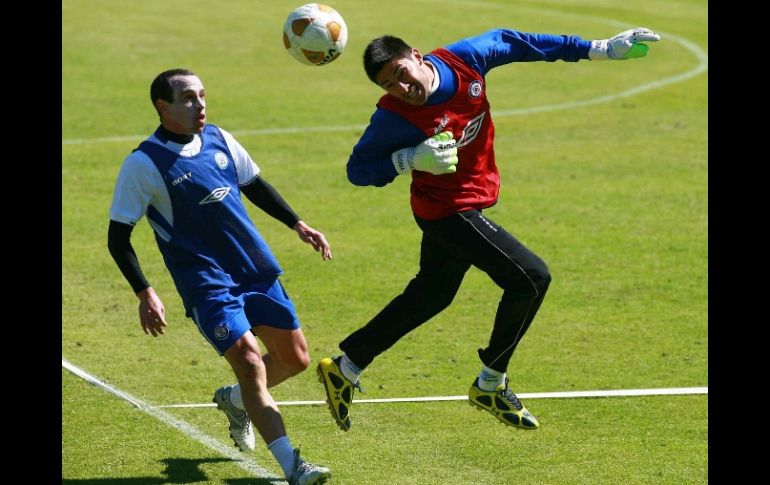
[363,36,412,84]
[150,68,196,114]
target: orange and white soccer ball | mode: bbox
[282,3,348,66]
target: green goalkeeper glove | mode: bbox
[392,131,458,175]
[589,27,661,60]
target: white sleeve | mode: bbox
[220,128,260,185]
[109,151,168,225]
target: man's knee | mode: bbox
[534,265,552,294]
[498,262,551,298]
[229,349,267,381]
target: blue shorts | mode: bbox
[190,278,300,355]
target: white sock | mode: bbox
[267,435,296,479]
[339,354,362,384]
[228,384,245,410]
[477,365,505,392]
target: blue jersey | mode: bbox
[347,29,591,189]
[135,124,282,313]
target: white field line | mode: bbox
[63,356,705,407]
[62,358,281,482]
[155,386,708,408]
[60,24,707,147]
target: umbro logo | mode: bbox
[199,187,230,205]
[457,112,486,148]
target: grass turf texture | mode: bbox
[63,0,707,483]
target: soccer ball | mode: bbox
[282,4,348,66]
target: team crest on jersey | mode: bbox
[468,80,483,98]
[214,152,229,169]
[214,324,229,340]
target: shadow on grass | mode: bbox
[62,457,283,484]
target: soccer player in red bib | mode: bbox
[317,28,660,431]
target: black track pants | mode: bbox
[339,209,551,373]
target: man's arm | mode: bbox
[446,27,659,74]
[446,29,592,75]
[347,109,427,187]
[107,220,167,336]
[108,220,150,293]
[240,176,300,229]
[240,177,332,260]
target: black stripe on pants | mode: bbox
[339,209,551,373]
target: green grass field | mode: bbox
[62,0,708,483]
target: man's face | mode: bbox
[374,49,433,106]
[159,75,207,134]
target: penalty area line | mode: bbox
[62,358,280,481]
[155,386,708,408]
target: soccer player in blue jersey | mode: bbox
[108,69,332,485]
[317,28,660,431]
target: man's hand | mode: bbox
[294,220,332,260]
[589,28,661,60]
[137,287,167,337]
[392,131,458,175]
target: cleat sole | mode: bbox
[316,364,351,432]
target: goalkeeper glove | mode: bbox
[391,131,458,175]
[589,27,661,60]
